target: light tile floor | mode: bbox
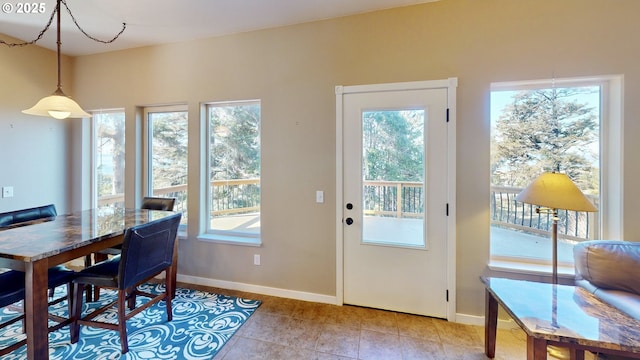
[178,283,600,360]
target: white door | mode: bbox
[337,79,456,318]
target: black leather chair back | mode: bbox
[140,197,176,211]
[0,204,57,227]
[0,271,26,308]
[118,213,181,290]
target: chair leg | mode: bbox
[66,283,74,319]
[127,289,136,310]
[70,283,84,344]
[85,286,93,303]
[117,290,129,354]
[84,254,92,268]
[21,302,25,334]
[171,237,178,299]
[165,269,173,322]
[91,253,109,302]
[93,286,101,302]
[84,255,94,302]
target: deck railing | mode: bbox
[99,181,598,241]
[97,179,260,218]
[362,180,423,218]
[490,185,599,241]
[98,185,188,211]
[98,184,189,221]
[209,179,260,215]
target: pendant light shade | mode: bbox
[22,88,90,119]
[8,0,124,120]
[21,0,91,120]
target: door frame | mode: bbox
[335,78,458,321]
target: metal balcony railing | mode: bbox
[490,185,599,242]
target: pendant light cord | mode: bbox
[60,0,126,44]
[55,0,62,91]
[0,5,56,47]
[1,0,126,48]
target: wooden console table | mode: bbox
[482,277,640,359]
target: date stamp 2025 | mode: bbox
[2,2,46,14]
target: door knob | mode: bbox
[345,217,353,225]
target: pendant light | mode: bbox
[22,0,89,119]
[11,0,126,120]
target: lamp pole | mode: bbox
[536,206,559,285]
[551,209,558,285]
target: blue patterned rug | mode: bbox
[0,283,261,359]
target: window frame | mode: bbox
[198,99,262,246]
[142,104,189,232]
[488,75,623,275]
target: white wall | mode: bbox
[0,35,72,213]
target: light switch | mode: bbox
[2,186,14,198]
[316,190,324,203]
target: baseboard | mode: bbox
[177,274,338,305]
[456,313,518,329]
[178,274,516,328]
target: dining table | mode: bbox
[0,206,178,359]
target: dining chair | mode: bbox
[0,265,76,356]
[70,212,181,354]
[85,197,176,302]
[140,196,176,211]
[0,203,57,228]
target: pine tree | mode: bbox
[491,87,598,191]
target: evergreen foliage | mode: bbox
[491,87,599,192]
[363,110,424,182]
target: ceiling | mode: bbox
[0,0,438,56]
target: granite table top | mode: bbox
[482,277,640,354]
[0,207,176,262]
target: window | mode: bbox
[489,75,623,271]
[204,100,261,243]
[362,109,425,247]
[92,110,125,208]
[144,106,188,225]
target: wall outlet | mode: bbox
[254,254,261,266]
[2,186,14,198]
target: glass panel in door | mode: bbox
[362,110,425,247]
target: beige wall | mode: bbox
[0,35,72,213]
[4,0,638,317]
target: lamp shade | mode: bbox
[15,0,123,120]
[22,90,91,119]
[515,172,597,212]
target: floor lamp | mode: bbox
[515,172,598,285]
[516,172,598,359]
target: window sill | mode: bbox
[197,233,262,247]
[489,258,575,280]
